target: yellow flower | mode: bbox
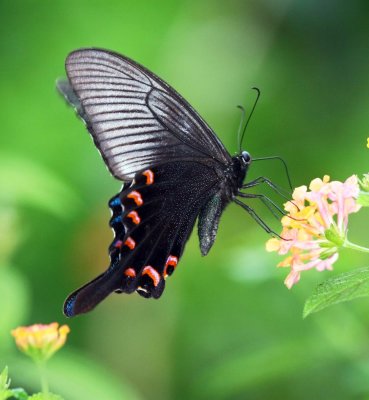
[11,323,70,362]
[367,137,369,148]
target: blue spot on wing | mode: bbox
[64,294,77,317]
[110,215,122,226]
[109,196,121,208]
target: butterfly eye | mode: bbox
[241,151,251,163]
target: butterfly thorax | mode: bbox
[229,151,251,193]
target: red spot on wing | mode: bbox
[127,211,140,225]
[142,169,154,185]
[114,240,123,249]
[142,266,160,287]
[127,191,143,206]
[164,255,178,278]
[124,268,136,278]
[124,237,136,250]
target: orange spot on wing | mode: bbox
[166,255,178,266]
[124,268,136,278]
[142,266,160,287]
[164,255,178,278]
[124,237,136,250]
[127,211,140,224]
[143,169,154,185]
[127,191,143,206]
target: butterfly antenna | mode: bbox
[236,105,246,151]
[238,87,261,153]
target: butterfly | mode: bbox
[57,48,281,317]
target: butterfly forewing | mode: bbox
[62,49,231,180]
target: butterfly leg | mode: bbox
[242,177,299,212]
[237,192,287,220]
[242,176,290,196]
[233,198,284,239]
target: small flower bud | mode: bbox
[359,174,369,192]
[324,225,344,247]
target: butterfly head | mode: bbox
[241,150,252,166]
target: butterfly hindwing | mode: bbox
[63,161,221,317]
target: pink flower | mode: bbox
[266,175,361,288]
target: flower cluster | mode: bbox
[266,175,361,288]
[11,323,70,362]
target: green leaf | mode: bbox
[9,388,28,400]
[0,388,13,400]
[0,367,10,389]
[28,393,64,400]
[0,367,28,400]
[0,367,12,400]
[304,266,369,318]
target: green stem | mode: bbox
[343,239,369,253]
[37,361,49,395]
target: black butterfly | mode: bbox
[58,48,282,317]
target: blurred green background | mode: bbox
[0,0,368,399]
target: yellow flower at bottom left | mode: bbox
[11,323,70,362]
